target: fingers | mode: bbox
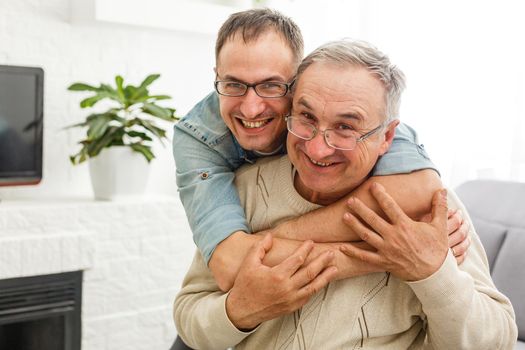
[430,188,448,229]
[292,250,336,288]
[246,233,273,266]
[455,250,467,265]
[343,211,384,248]
[446,209,462,235]
[297,264,338,300]
[448,218,469,247]
[451,234,471,258]
[339,243,383,266]
[346,193,389,235]
[277,240,315,276]
[368,182,409,224]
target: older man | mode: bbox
[174,39,517,349]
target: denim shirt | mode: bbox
[173,92,437,264]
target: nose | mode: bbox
[304,131,335,160]
[239,87,266,119]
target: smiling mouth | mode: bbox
[239,118,273,129]
[309,157,334,167]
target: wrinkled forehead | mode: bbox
[292,64,387,125]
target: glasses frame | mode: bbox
[214,79,295,98]
[285,116,384,151]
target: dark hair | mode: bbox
[215,8,304,68]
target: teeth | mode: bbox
[240,119,270,128]
[309,158,333,167]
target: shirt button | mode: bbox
[200,172,209,180]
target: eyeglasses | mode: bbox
[286,116,384,151]
[214,80,294,98]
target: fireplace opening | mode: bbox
[0,271,82,350]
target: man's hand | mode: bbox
[226,234,338,330]
[446,210,470,264]
[423,208,471,265]
[339,183,449,281]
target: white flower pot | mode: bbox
[89,147,149,200]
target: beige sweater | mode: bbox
[174,155,517,349]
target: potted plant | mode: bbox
[67,74,179,200]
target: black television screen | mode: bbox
[0,65,44,186]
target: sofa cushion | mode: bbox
[456,180,525,229]
[516,340,525,350]
[491,227,525,341]
[469,216,507,271]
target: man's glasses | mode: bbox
[286,116,384,151]
[214,80,294,98]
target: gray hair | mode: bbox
[296,39,406,124]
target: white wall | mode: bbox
[5,0,522,201]
[0,0,220,199]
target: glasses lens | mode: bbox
[255,82,287,97]
[288,117,314,140]
[325,129,357,150]
[216,81,247,96]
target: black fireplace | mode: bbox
[0,271,82,350]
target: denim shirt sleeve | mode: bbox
[372,122,440,176]
[173,92,250,264]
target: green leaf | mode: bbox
[139,74,160,90]
[127,131,153,142]
[130,143,155,162]
[142,102,173,121]
[68,83,99,91]
[109,139,125,146]
[166,108,180,121]
[130,74,160,101]
[79,91,123,108]
[86,126,124,156]
[132,118,167,140]
[69,147,89,165]
[86,114,112,140]
[124,85,137,100]
[148,95,171,101]
[80,94,107,108]
[115,75,125,103]
[63,121,89,129]
[133,94,172,104]
[100,83,116,93]
[86,112,124,123]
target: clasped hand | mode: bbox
[226,234,338,330]
[340,183,450,281]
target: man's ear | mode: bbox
[378,119,400,156]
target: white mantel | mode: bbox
[0,196,194,350]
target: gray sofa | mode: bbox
[456,179,524,349]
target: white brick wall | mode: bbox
[0,197,195,350]
[0,0,217,200]
[1,2,223,347]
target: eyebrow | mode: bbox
[219,74,287,83]
[336,112,362,122]
[297,97,313,110]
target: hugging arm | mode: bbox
[174,100,468,290]
[209,123,468,290]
